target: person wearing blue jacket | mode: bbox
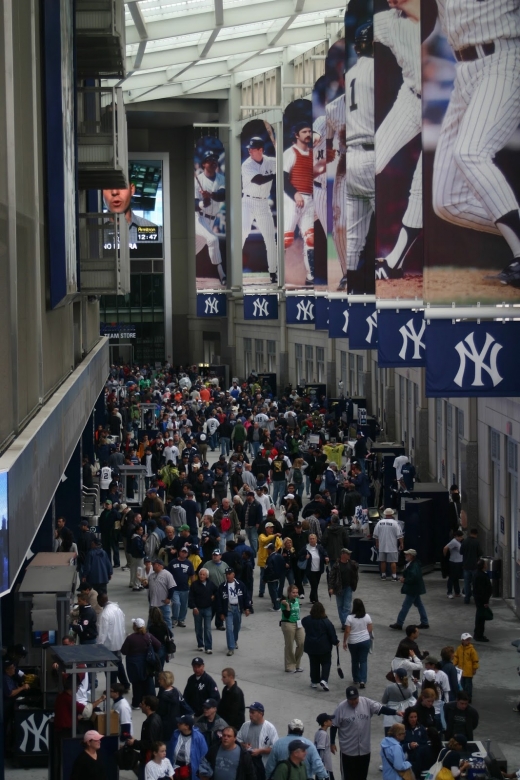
[167,715,208,780]
[81,540,113,594]
[380,723,412,780]
[301,602,339,691]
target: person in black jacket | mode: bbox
[157,670,194,742]
[199,726,256,780]
[70,593,98,644]
[301,601,339,692]
[183,658,221,716]
[189,568,218,653]
[216,569,251,656]
[239,495,263,555]
[263,545,286,611]
[298,535,329,604]
[472,558,493,642]
[218,669,246,730]
[444,692,479,740]
[126,695,163,770]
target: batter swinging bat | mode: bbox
[263,120,276,150]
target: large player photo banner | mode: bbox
[341,1,376,295]
[241,119,278,288]
[422,2,520,305]
[313,75,328,289]
[374,0,426,300]
[283,99,316,289]
[194,137,227,291]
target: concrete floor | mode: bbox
[7,474,520,779]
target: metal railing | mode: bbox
[77,86,128,189]
[78,211,130,295]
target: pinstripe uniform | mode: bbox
[432,0,520,260]
[284,144,315,281]
[195,171,225,267]
[343,57,376,272]
[313,114,328,233]
[327,94,349,272]
[241,154,278,274]
[374,7,423,231]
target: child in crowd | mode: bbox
[314,713,334,780]
[453,633,479,702]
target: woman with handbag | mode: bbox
[121,618,162,709]
[381,669,417,734]
[301,601,339,691]
[380,723,414,780]
[343,598,373,688]
[280,584,305,673]
[437,734,471,778]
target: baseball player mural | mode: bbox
[283,101,315,287]
[373,0,428,293]
[241,120,278,287]
[313,77,328,287]
[194,137,227,290]
[422,0,520,304]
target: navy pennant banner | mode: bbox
[425,320,520,398]
[348,303,378,349]
[315,297,329,331]
[377,310,426,368]
[243,294,278,320]
[328,299,350,339]
[196,293,227,317]
[286,296,315,325]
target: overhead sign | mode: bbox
[348,303,378,349]
[196,293,227,317]
[328,299,350,338]
[243,295,278,320]
[286,296,315,324]
[377,310,425,367]
[315,297,329,330]
[100,323,137,339]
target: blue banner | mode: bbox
[348,304,378,349]
[243,295,278,320]
[196,293,227,317]
[328,299,350,339]
[286,296,315,325]
[425,320,520,398]
[377,310,426,368]
[315,298,329,331]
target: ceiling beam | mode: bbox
[199,27,221,59]
[133,39,147,70]
[124,0,343,45]
[127,76,232,103]
[214,0,224,28]
[127,1,148,41]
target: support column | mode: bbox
[326,339,336,397]
[278,300,289,392]
[415,407,430,480]
[461,440,479,532]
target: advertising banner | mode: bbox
[422,2,520,305]
[328,299,350,339]
[315,297,330,331]
[425,321,520,398]
[194,137,227,290]
[377,309,426,368]
[341,1,376,295]
[374,0,424,299]
[196,293,227,317]
[348,303,378,349]
[324,39,346,292]
[313,75,328,289]
[286,296,315,325]
[243,294,279,320]
[104,159,164,259]
[241,119,278,288]
[283,99,315,289]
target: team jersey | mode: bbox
[313,114,327,186]
[344,56,374,146]
[241,154,276,198]
[195,170,225,217]
[373,519,403,553]
[374,9,421,93]
[436,0,520,49]
[283,145,313,195]
[326,94,347,154]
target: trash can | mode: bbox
[483,556,502,597]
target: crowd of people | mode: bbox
[39,364,503,780]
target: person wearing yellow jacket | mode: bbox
[453,633,479,702]
[258,522,283,598]
[323,442,345,469]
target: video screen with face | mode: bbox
[103,160,164,259]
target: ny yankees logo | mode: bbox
[253,298,269,317]
[399,318,426,361]
[342,310,349,334]
[19,712,52,753]
[454,332,503,388]
[204,296,220,315]
[296,300,315,322]
[366,312,378,343]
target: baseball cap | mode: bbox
[340,548,352,554]
[383,508,395,516]
[423,670,436,682]
[288,739,307,753]
[143,556,151,563]
[454,734,468,748]
[295,521,302,527]
[225,567,235,574]
[202,698,218,709]
[394,668,408,679]
[120,503,128,511]
[267,509,276,516]
[132,618,146,628]
[289,718,304,731]
[83,730,104,742]
[202,150,218,162]
[247,702,265,713]
[316,713,333,725]
[266,542,275,549]
[345,686,359,700]
[177,714,195,726]
[461,632,472,640]
[403,548,417,556]
[192,657,204,666]
[246,491,254,497]
[284,494,295,500]
[3,658,14,668]
[212,549,221,555]
[179,524,191,531]
[248,137,265,149]
[265,521,274,528]
[105,499,112,505]
[152,558,164,566]
[80,519,89,527]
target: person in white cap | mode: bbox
[373,509,404,582]
[70,730,106,780]
[264,717,329,780]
